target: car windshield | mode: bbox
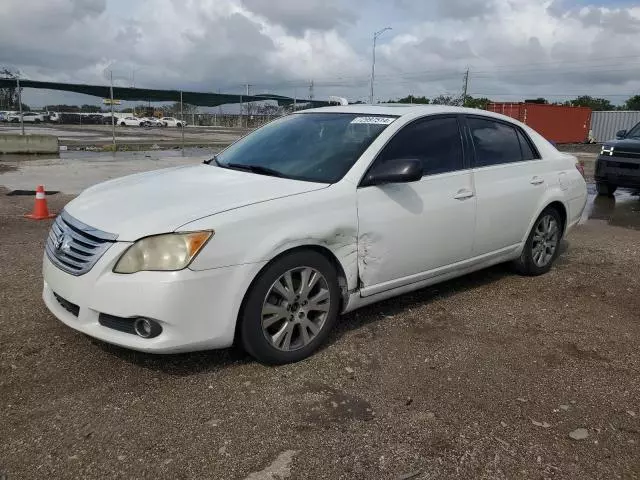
[626,122,640,138]
[214,113,396,183]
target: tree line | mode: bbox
[385,94,640,111]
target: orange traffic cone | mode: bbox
[25,185,56,220]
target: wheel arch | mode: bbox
[521,195,569,246]
[545,200,567,234]
[233,244,350,345]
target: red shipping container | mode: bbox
[485,103,591,144]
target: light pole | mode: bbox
[370,27,391,104]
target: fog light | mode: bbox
[133,318,162,339]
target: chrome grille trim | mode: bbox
[45,211,117,276]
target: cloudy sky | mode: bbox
[2,0,640,107]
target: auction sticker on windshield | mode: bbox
[350,116,396,125]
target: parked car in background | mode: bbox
[47,112,60,123]
[8,112,45,123]
[102,114,118,125]
[161,117,186,127]
[142,117,164,128]
[119,116,145,127]
[42,105,587,364]
[596,123,640,195]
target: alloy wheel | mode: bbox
[531,214,559,267]
[261,267,331,352]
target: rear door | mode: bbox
[465,116,549,255]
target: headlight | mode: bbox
[114,231,213,274]
[601,145,614,156]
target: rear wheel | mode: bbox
[239,250,341,364]
[513,207,562,276]
[596,182,617,196]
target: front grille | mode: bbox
[46,211,117,276]
[98,313,136,335]
[610,161,639,170]
[54,292,80,317]
[614,150,640,159]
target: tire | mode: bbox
[34,119,41,124]
[596,182,617,196]
[239,250,341,365]
[513,207,563,276]
[120,122,126,126]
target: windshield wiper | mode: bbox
[203,155,219,165]
[226,163,284,178]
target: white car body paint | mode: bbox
[119,116,143,126]
[42,105,588,354]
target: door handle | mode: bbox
[530,176,545,185]
[453,189,475,200]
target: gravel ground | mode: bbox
[0,188,639,480]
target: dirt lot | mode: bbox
[1,188,639,479]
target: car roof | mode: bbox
[299,104,518,122]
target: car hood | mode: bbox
[605,137,640,151]
[64,164,328,241]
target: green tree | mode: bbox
[397,95,430,104]
[46,104,79,112]
[624,95,640,111]
[80,104,102,113]
[431,94,458,106]
[465,96,491,109]
[524,98,548,104]
[567,95,613,111]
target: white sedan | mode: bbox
[119,116,145,127]
[160,117,186,127]
[42,105,587,364]
[8,112,45,123]
[141,117,164,127]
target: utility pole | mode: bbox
[462,68,469,107]
[370,27,391,104]
[16,75,24,136]
[245,83,251,127]
[293,86,297,112]
[309,80,314,102]
[109,70,115,148]
[180,90,184,154]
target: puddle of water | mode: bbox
[581,186,640,230]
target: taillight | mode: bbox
[575,161,585,177]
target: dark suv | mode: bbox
[596,123,640,195]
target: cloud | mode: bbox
[240,0,357,35]
[1,0,640,106]
[395,0,496,20]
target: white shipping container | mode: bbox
[591,111,640,143]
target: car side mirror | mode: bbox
[616,129,627,139]
[361,158,423,187]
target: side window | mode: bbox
[468,117,522,167]
[376,117,464,176]
[517,129,539,160]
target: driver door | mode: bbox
[356,115,476,296]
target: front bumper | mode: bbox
[595,155,640,188]
[42,244,264,353]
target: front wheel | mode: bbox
[513,207,563,276]
[596,182,617,196]
[239,250,341,364]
